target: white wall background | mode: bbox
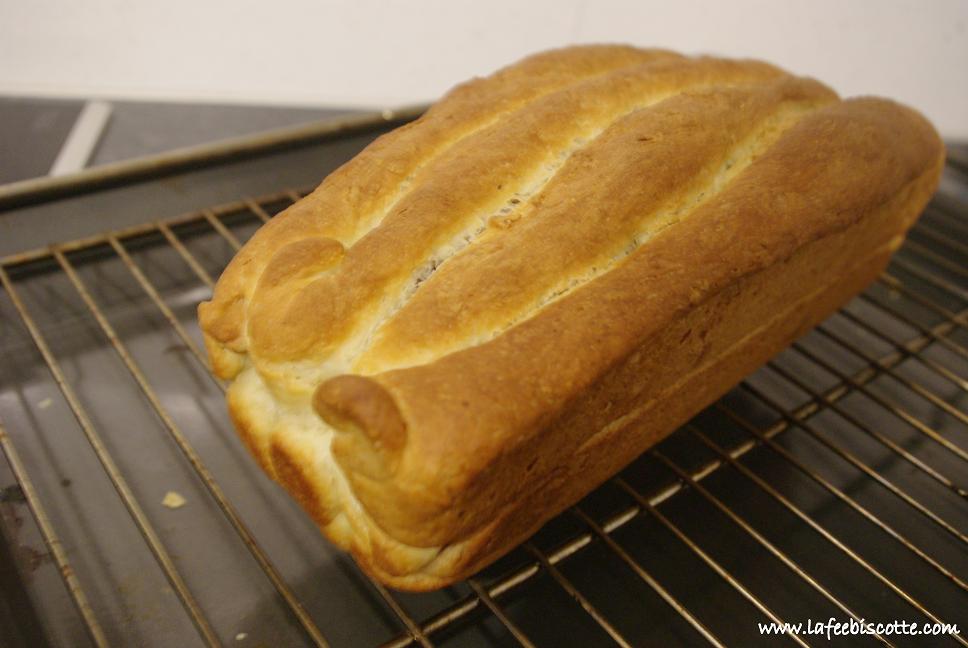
[1,0,966,137]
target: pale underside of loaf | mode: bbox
[197,45,944,590]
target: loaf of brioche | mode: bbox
[198,45,944,590]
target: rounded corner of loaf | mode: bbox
[313,374,409,479]
[198,300,247,380]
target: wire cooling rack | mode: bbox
[0,125,965,647]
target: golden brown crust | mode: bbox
[330,98,943,555]
[199,44,682,373]
[357,75,835,373]
[242,57,789,371]
[313,375,407,481]
[198,45,944,590]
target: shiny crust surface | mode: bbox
[198,45,943,589]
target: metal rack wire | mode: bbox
[0,154,965,646]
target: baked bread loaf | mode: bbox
[198,45,944,590]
